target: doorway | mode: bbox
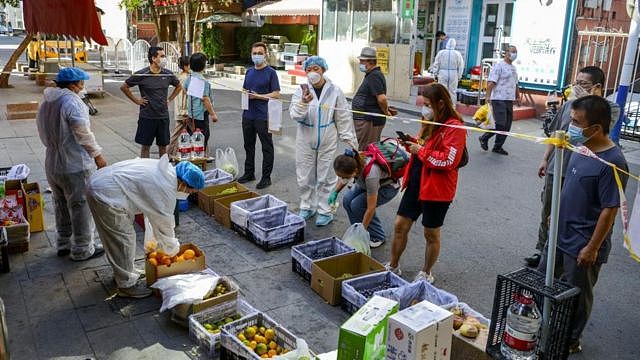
[478,0,514,64]
[413,0,440,75]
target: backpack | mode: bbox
[362,138,409,180]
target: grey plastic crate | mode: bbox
[341,271,409,314]
[291,237,355,282]
[230,195,287,234]
[204,168,233,186]
[220,312,299,360]
[189,299,257,359]
[246,212,305,250]
[374,279,459,310]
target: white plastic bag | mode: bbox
[4,164,30,181]
[273,339,311,360]
[150,269,220,312]
[216,147,239,179]
[479,103,496,130]
[342,223,371,256]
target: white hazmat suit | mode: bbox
[432,38,465,102]
[289,78,358,216]
[86,155,180,288]
[36,87,102,260]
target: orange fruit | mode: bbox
[264,328,275,341]
[268,341,277,350]
[175,255,185,262]
[148,258,158,266]
[183,249,196,260]
[249,341,257,350]
[260,355,268,359]
[148,251,157,260]
[268,349,277,356]
[161,256,171,266]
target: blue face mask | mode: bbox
[252,54,265,65]
[568,123,593,144]
[359,64,367,73]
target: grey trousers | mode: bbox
[480,100,513,149]
[354,120,384,151]
[87,194,139,288]
[47,170,96,260]
[538,248,601,343]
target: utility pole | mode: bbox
[611,0,640,143]
[184,0,191,56]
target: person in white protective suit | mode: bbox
[36,67,107,261]
[289,56,359,226]
[431,38,464,102]
[86,156,205,298]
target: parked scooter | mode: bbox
[79,88,98,116]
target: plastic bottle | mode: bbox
[178,130,193,161]
[500,292,542,360]
[191,129,205,159]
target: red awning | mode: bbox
[23,0,108,45]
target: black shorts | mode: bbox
[135,116,170,146]
[397,170,451,228]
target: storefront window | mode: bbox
[370,0,396,44]
[336,0,351,42]
[503,3,514,37]
[322,0,337,40]
[353,0,369,41]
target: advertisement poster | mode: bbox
[376,47,390,74]
[443,0,472,60]
[510,1,568,86]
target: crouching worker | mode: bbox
[331,147,402,248]
[86,155,205,298]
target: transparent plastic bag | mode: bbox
[143,216,157,253]
[150,269,220,312]
[216,147,239,179]
[273,338,311,360]
[479,104,495,130]
[374,280,458,310]
[342,223,371,256]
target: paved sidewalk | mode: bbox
[1,74,639,360]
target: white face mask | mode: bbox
[421,105,434,120]
[307,71,322,85]
[176,191,189,200]
[159,57,168,68]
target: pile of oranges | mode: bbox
[147,248,197,266]
[237,325,289,358]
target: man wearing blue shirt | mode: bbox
[238,42,281,189]
[538,96,628,354]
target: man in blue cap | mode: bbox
[37,67,107,261]
[86,155,205,298]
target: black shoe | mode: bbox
[57,249,70,257]
[492,147,509,155]
[237,174,256,184]
[479,136,488,151]
[256,178,271,190]
[524,253,541,268]
[71,247,105,262]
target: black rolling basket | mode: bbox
[486,267,580,360]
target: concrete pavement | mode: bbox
[0,70,638,360]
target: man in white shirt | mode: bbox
[479,45,519,155]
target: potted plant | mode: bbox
[202,25,224,71]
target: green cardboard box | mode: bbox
[337,295,399,360]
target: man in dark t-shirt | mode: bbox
[537,96,628,355]
[237,42,281,190]
[352,47,394,150]
[121,47,181,158]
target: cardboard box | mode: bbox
[4,180,26,210]
[145,243,206,286]
[198,182,249,216]
[386,300,453,360]
[451,328,490,360]
[338,295,399,360]
[23,183,44,232]
[171,276,239,325]
[213,191,259,228]
[311,252,385,306]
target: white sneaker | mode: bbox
[384,262,402,276]
[369,239,385,248]
[414,271,435,284]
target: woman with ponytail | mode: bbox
[331,148,400,248]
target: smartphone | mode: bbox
[396,131,410,142]
[300,83,309,93]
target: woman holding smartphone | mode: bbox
[386,83,466,283]
[289,56,358,226]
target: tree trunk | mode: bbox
[192,1,201,52]
[0,35,32,89]
[151,6,163,43]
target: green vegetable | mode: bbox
[217,187,238,196]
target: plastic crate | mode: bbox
[374,279,459,310]
[244,212,305,251]
[230,195,287,236]
[486,267,580,360]
[189,299,258,359]
[341,271,409,314]
[220,312,298,360]
[291,237,355,282]
[204,168,233,186]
